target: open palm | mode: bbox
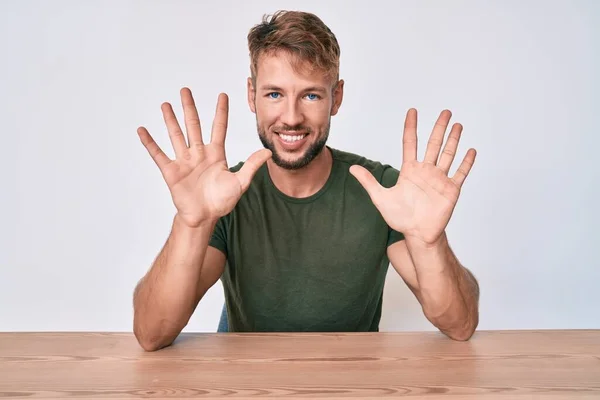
[137,88,271,228]
[350,109,476,245]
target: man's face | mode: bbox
[248,52,343,170]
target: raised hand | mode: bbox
[349,109,476,246]
[137,88,272,228]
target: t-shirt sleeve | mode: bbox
[208,216,228,256]
[380,166,406,246]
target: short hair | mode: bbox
[247,10,341,85]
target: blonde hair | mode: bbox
[247,10,340,85]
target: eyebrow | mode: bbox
[259,85,328,94]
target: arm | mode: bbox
[387,233,479,341]
[134,88,270,351]
[350,108,479,340]
[133,214,225,351]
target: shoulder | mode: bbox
[331,147,399,188]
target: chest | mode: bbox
[232,191,388,267]
[222,187,392,331]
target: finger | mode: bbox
[211,93,229,146]
[236,149,272,192]
[424,109,452,164]
[349,165,384,203]
[403,108,418,163]
[137,126,172,170]
[161,102,188,159]
[180,87,204,148]
[437,123,463,174]
[451,148,477,188]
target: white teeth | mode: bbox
[279,133,306,143]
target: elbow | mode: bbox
[447,326,476,341]
[134,325,164,352]
[140,340,167,352]
[137,338,162,352]
[135,330,167,352]
[446,314,479,341]
[428,307,479,341]
[133,316,175,352]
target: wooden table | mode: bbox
[0,330,599,399]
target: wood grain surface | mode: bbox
[0,330,599,399]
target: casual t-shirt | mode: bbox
[209,146,404,332]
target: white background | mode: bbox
[1,0,598,332]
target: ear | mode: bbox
[247,77,256,113]
[330,79,344,116]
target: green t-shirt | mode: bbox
[209,147,405,332]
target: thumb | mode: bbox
[349,165,383,202]
[236,149,272,191]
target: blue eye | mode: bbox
[268,92,280,99]
[306,93,319,101]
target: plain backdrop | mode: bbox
[1,0,598,332]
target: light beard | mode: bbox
[257,121,330,170]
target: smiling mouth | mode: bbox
[275,132,308,143]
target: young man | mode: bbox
[133,10,480,351]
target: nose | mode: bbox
[280,98,304,128]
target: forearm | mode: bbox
[133,213,216,351]
[407,232,479,340]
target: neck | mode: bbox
[267,147,333,198]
